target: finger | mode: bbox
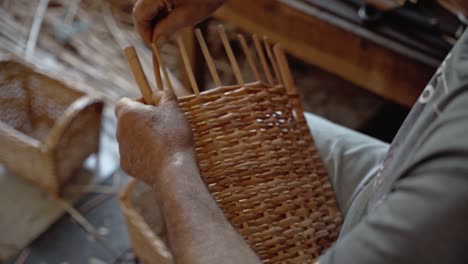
[152,90,177,106]
[133,0,167,43]
[152,8,188,43]
[134,20,153,44]
[119,153,132,176]
[152,0,225,43]
[161,90,177,104]
[134,97,145,103]
[115,97,145,118]
[152,91,163,106]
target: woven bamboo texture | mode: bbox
[0,55,104,195]
[120,27,342,263]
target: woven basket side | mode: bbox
[119,31,341,263]
[178,82,341,263]
[251,84,340,259]
[120,180,173,264]
[0,122,57,192]
[47,97,104,193]
[0,62,35,137]
[0,60,83,141]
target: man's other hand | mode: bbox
[133,0,224,44]
[115,91,194,185]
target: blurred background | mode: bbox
[0,0,465,263]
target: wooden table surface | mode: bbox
[213,0,447,107]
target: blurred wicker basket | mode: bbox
[120,180,173,264]
[0,55,104,196]
[120,28,342,263]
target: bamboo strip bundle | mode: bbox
[0,1,184,103]
[121,27,342,263]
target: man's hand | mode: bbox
[133,0,225,43]
[114,91,194,186]
[115,91,261,264]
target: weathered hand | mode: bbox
[133,0,225,43]
[114,91,194,185]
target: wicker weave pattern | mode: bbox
[120,29,342,263]
[0,57,104,195]
[178,82,341,262]
[0,61,82,141]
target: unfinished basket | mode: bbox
[0,55,104,196]
[120,27,342,263]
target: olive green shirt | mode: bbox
[321,30,468,263]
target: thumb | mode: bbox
[152,8,188,43]
[152,90,178,106]
[115,97,146,118]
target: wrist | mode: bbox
[151,149,203,209]
[152,149,198,187]
[166,149,198,172]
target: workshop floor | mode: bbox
[18,171,135,264]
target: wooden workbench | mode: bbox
[213,0,444,107]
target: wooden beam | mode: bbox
[214,0,435,107]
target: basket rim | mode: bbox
[0,53,97,98]
[0,54,104,148]
[177,81,278,102]
[0,121,41,148]
[42,96,104,150]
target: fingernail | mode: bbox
[120,97,132,104]
[152,91,164,106]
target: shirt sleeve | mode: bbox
[319,91,468,264]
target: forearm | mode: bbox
[154,151,261,264]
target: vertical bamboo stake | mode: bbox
[177,34,200,96]
[152,53,164,91]
[264,37,282,85]
[217,25,245,86]
[253,34,274,86]
[274,44,305,122]
[123,46,154,104]
[238,34,261,82]
[152,43,174,94]
[273,44,295,94]
[195,28,222,87]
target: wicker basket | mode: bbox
[120,29,342,263]
[0,55,104,196]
